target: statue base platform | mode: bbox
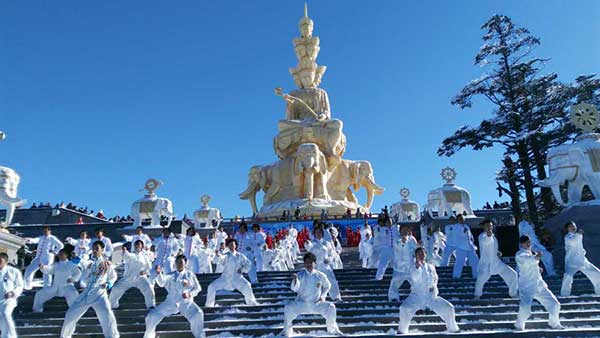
[258,198,365,218]
[426,216,485,230]
[0,230,26,264]
[544,202,600,268]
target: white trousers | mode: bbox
[109,276,156,309]
[561,259,600,296]
[205,275,257,307]
[375,248,393,280]
[24,257,54,289]
[144,300,204,338]
[516,283,561,330]
[283,300,338,334]
[388,270,411,301]
[33,285,79,312]
[452,249,479,278]
[0,299,17,338]
[398,293,459,334]
[440,245,456,267]
[474,261,518,298]
[61,294,120,338]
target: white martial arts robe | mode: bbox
[283,268,340,336]
[144,269,204,338]
[359,226,373,268]
[33,260,81,312]
[0,265,23,338]
[150,236,180,283]
[518,221,556,276]
[388,236,417,301]
[373,225,400,278]
[452,223,479,279]
[61,257,119,338]
[205,251,257,307]
[474,232,517,298]
[515,248,561,330]
[66,237,91,260]
[305,239,341,301]
[109,249,155,309]
[234,232,258,283]
[122,234,153,249]
[197,246,214,274]
[24,234,64,289]
[398,262,459,334]
[561,232,600,296]
[180,234,204,274]
[249,231,267,273]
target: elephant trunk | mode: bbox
[538,174,567,206]
[0,190,24,206]
[361,176,384,210]
[239,183,259,214]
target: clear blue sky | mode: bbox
[1,1,598,219]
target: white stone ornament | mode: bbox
[129,178,174,228]
[193,195,223,229]
[570,103,599,133]
[391,187,420,222]
[426,169,475,218]
[400,188,410,199]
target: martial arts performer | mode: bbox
[440,216,458,267]
[110,240,155,309]
[205,238,258,307]
[359,222,373,268]
[282,252,342,336]
[144,255,204,338]
[398,247,459,335]
[451,215,479,279]
[474,220,517,299]
[24,225,64,289]
[197,241,214,274]
[149,227,180,284]
[61,241,119,338]
[215,225,228,248]
[33,249,81,312]
[122,226,153,249]
[305,226,342,301]
[518,216,556,276]
[388,224,417,302]
[65,230,91,263]
[561,221,600,296]
[0,252,23,338]
[234,222,258,283]
[249,223,267,274]
[287,223,300,256]
[373,215,400,280]
[90,228,114,259]
[514,235,563,331]
[180,227,204,274]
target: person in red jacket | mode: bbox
[266,232,274,249]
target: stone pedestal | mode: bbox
[0,230,26,264]
[544,203,600,268]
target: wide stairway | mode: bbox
[14,248,600,337]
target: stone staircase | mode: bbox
[13,248,600,337]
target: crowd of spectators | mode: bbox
[29,201,136,223]
[482,201,511,210]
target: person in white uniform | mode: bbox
[61,240,120,338]
[66,230,91,263]
[388,224,417,302]
[373,216,400,279]
[287,223,301,257]
[305,226,342,301]
[197,241,214,274]
[122,226,153,250]
[440,216,458,267]
[33,249,81,312]
[0,252,23,338]
[282,252,343,336]
[110,240,155,309]
[180,228,204,274]
[205,238,258,307]
[518,216,556,276]
[24,226,64,289]
[514,235,563,331]
[149,227,180,284]
[215,225,229,248]
[90,228,114,259]
[474,220,518,299]
[359,222,373,268]
[249,223,267,274]
[144,255,204,338]
[398,247,460,335]
[451,215,479,279]
[234,223,258,284]
[561,221,600,296]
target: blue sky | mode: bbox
[1,1,598,219]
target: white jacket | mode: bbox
[156,269,201,305]
[306,239,335,268]
[409,262,439,297]
[123,234,152,249]
[453,223,477,252]
[393,236,417,273]
[79,257,117,302]
[515,248,545,297]
[564,232,587,270]
[216,251,251,277]
[180,234,203,259]
[152,236,180,264]
[291,268,331,303]
[41,260,81,289]
[28,235,64,263]
[478,232,503,266]
[0,265,23,299]
[66,238,91,258]
[121,250,152,280]
[248,232,266,254]
[372,225,400,248]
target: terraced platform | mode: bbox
[13,248,600,337]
